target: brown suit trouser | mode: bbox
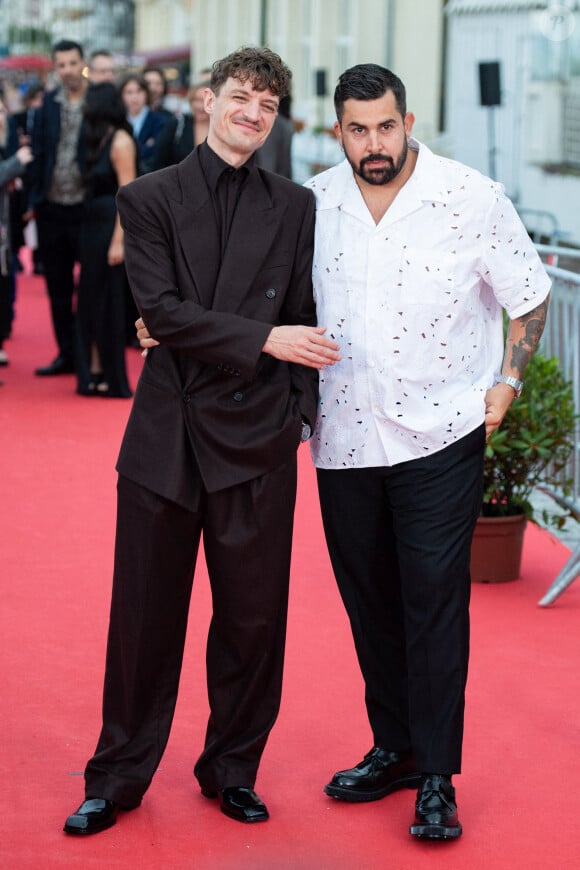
[84,458,296,808]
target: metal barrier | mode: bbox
[534,244,580,604]
[517,209,571,248]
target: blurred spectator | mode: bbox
[76,82,136,398]
[154,78,210,167]
[12,84,45,145]
[0,94,33,372]
[119,72,170,340]
[255,94,294,179]
[88,50,116,85]
[10,84,45,276]
[29,38,87,377]
[142,66,172,117]
[119,73,169,175]
[142,66,180,168]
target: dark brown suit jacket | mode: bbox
[115,147,318,510]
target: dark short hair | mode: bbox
[52,39,84,60]
[143,66,168,96]
[210,47,291,98]
[334,63,406,123]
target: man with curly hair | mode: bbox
[63,47,339,835]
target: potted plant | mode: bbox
[471,352,577,582]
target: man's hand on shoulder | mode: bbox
[263,325,341,370]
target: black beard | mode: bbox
[352,139,408,186]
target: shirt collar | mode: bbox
[54,88,84,109]
[128,106,149,136]
[409,138,451,204]
[316,139,451,212]
[199,140,255,192]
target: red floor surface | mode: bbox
[1,267,580,869]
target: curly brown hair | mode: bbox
[210,47,292,98]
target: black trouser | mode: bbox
[35,201,82,361]
[84,460,297,808]
[317,425,485,775]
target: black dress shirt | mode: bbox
[198,141,255,260]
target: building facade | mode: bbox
[445,0,580,242]
[0,0,135,58]
[129,0,445,142]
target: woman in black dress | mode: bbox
[76,82,137,397]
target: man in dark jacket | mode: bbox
[63,47,340,836]
[30,38,87,376]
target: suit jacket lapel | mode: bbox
[213,170,285,313]
[170,149,220,308]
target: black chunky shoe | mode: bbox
[324,747,421,802]
[409,774,462,840]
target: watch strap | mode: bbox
[495,374,524,397]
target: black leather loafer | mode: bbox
[202,786,269,823]
[324,747,421,802]
[409,774,462,839]
[35,356,75,376]
[63,798,119,835]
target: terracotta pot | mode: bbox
[470,514,528,583]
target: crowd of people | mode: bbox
[0,40,294,393]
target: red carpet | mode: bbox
[1,265,580,869]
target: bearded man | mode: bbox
[305,64,550,840]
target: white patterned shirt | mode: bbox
[305,139,551,469]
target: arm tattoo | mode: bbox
[509,299,548,375]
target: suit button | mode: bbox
[183,393,191,403]
[233,391,244,402]
[265,288,277,299]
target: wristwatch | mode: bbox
[495,374,524,398]
[300,420,312,442]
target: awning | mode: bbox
[0,54,52,71]
[446,1,552,13]
[141,45,191,65]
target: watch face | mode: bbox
[301,422,311,441]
